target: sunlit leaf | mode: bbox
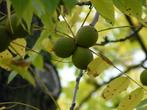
[33,28,51,51]
[41,38,53,53]
[102,76,130,100]
[118,88,144,110]
[113,0,142,19]
[91,0,114,24]
[10,38,26,57]
[32,54,44,70]
[87,57,109,77]
[0,50,13,70]
[7,71,17,84]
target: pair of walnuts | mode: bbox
[54,25,98,69]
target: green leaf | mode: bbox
[102,76,130,100]
[42,0,60,15]
[32,54,44,70]
[21,2,34,31]
[91,0,114,24]
[11,65,35,86]
[113,0,142,19]
[87,57,109,77]
[7,71,17,84]
[11,0,31,17]
[118,88,144,110]
[136,99,147,110]
[63,0,77,11]
[11,0,33,31]
[32,0,45,17]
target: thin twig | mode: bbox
[81,6,92,27]
[11,41,40,54]
[55,29,73,38]
[76,1,91,6]
[96,25,142,46]
[0,102,39,110]
[70,70,84,110]
[125,15,147,58]
[97,25,132,32]
[62,15,75,37]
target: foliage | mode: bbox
[0,0,147,110]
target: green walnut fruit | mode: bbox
[72,47,93,69]
[6,14,28,39]
[140,69,147,86]
[75,25,98,48]
[0,26,11,52]
[54,37,76,58]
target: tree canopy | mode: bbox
[0,0,147,110]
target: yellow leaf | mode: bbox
[102,76,130,100]
[87,57,109,77]
[118,88,144,110]
[0,50,13,70]
[10,38,26,57]
[41,38,53,53]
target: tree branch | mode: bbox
[76,1,91,6]
[125,15,147,58]
[70,70,84,110]
[96,25,142,46]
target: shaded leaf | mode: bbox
[118,88,144,110]
[87,57,109,77]
[7,71,17,84]
[102,76,130,100]
[11,0,31,17]
[63,0,77,11]
[32,0,45,17]
[91,0,114,24]
[113,0,142,19]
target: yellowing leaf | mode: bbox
[87,57,109,77]
[0,50,13,70]
[113,0,142,20]
[41,38,53,53]
[118,88,144,110]
[10,38,26,57]
[91,0,114,24]
[102,76,130,100]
